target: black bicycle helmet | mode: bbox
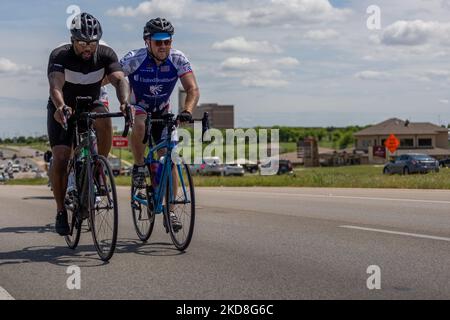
[70,12,103,42]
[143,17,174,40]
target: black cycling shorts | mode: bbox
[148,111,166,146]
[47,100,107,148]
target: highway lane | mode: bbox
[1,185,450,299]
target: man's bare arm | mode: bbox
[48,71,66,109]
[180,73,200,114]
[108,71,129,106]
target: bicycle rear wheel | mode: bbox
[166,162,195,251]
[131,172,155,241]
[64,164,81,249]
[90,155,118,261]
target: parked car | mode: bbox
[260,159,294,175]
[189,163,206,175]
[383,153,439,175]
[12,164,21,173]
[224,164,245,176]
[194,157,224,176]
[439,158,450,168]
[108,157,122,176]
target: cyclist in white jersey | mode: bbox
[120,18,200,230]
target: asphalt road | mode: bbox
[1,185,450,300]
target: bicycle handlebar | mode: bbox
[142,112,210,144]
[60,97,133,138]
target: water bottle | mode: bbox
[156,156,165,185]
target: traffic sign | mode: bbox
[112,136,128,148]
[384,134,400,153]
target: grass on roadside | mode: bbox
[4,178,48,186]
[6,165,450,190]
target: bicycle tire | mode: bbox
[166,162,195,251]
[131,175,155,242]
[90,155,118,261]
[64,164,81,249]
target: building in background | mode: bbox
[354,118,450,162]
[178,87,234,129]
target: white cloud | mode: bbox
[354,71,391,81]
[107,0,187,18]
[212,37,282,54]
[381,20,450,46]
[107,0,351,27]
[304,29,339,41]
[241,77,289,88]
[439,99,449,104]
[220,57,259,71]
[0,58,33,74]
[235,0,351,27]
[275,57,300,67]
[424,70,450,80]
[219,57,293,88]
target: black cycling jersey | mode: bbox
[46,44,122,147]
[47,44,122,108]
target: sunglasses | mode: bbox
[152,39,172,47]
[76,40,98,47]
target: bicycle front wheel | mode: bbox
[64,164,81,249]
[131,176,155,242]
[89,155,118,261]
[166,162,195,251]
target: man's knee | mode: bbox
[132,116,146,136]
[91,106,112,130]
[52,147,71,169]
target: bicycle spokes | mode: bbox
[90,156,118,261]
[166,163,195,251]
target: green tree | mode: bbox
[337,132,355,149]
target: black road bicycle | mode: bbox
[62,96,132,261]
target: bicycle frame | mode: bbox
[132,120,191,215]
[66,97,131,225]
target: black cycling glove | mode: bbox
[178,110,192,123]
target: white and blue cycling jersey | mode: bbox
[120,48,193,114]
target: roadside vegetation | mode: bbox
[6,126,450,190]
[0,125,367,156]
[8,166,450,190]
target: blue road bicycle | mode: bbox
[131,112,209,251]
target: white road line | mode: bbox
[0,286,15,300]
[201,189,450,204]
[339,225,450,242]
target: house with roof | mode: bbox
[353,118,450,162]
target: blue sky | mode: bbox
[1,0,450,137]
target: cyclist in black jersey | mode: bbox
[47,12,130,236]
